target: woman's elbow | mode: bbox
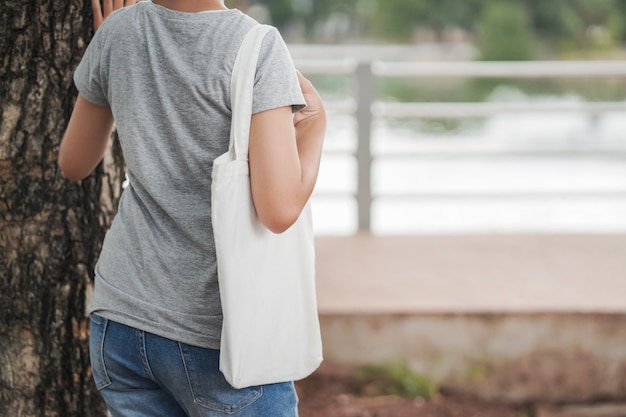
[257,204,302,234]
[58,155,88,181]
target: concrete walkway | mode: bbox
[315,234,626,314]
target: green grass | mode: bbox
[352,361,438,399]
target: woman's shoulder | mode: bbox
[91,3,140,41]
[103,3,139,26]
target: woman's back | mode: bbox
[76,2,305,349]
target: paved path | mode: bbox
[314,234,626,314]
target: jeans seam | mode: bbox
[137,330,156,381]
[94,316,112,389]
[178,342,200,407]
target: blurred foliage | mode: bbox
[477,2,535,60]
[353,362,438,399]
[378,75,626,103]
[244,0,626,57]
[265,0,294,28]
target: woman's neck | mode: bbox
[152,0,228,13]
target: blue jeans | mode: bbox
[89,314,299,417]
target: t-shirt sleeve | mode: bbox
[252,27,306,115]
[73,29,110,106]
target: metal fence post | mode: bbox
[356,62,373,231]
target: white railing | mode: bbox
[295,59,626,231]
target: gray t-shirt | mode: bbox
[74,1,306,349]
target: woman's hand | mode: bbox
[92,0,138,32]
[293,71,326,127]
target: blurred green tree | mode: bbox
[266,0,294,28]
[249,0,626,55]
[372,0,429,41]
[477,2,536,60]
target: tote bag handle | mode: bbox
[228,24,273,162]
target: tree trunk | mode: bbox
[0,1,125,416]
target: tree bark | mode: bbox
[0,1,124,416]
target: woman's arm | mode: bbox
[58,0,136,181]
[58,94,115,181]
[249,72,326,233]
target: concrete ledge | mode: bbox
[320,313,626,404]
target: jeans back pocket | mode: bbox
[179,343,263,414]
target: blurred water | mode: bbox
[311,105,626,235]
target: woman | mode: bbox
[59,1,326,416]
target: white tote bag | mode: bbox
[211,24,323,389]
